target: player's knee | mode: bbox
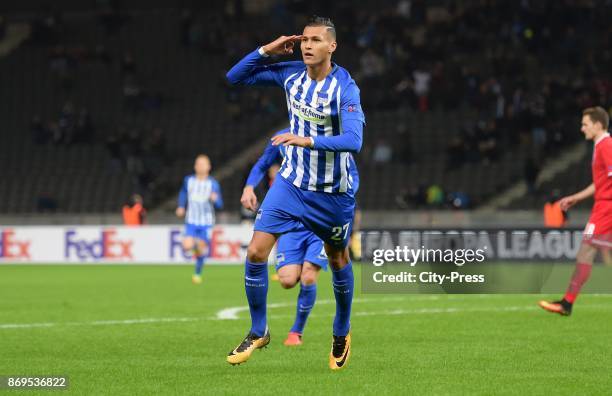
[326,248,350,270]
[327,257,349,270]
[577,242,597,264]
[246,243,269,263]
[279,276,298,289]
[300,270,318,286]
[182,239,194,251]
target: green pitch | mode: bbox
[1,264,611,395]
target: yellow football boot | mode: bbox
[227,329,270,365]
[329,333,351,370]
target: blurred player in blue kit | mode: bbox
[176,154,223,284]
[226,16,365,370]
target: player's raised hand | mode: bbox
[558,195,577,211]
[175,207,185,218]
[262,35,304,56]
[271,132,313,148]
[240,186,258,211]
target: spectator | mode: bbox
[359,48,385,80]
[543,190,566,228]
[426,184,444,206]
[413,66,431,112]
[122,194,146,226]
[395,185,426,209]
[37,192,58,212]
[48,46,74,90]
[31,9,62,45]
[448,191,470,210]
[48,121,62,145]
[58,101,76,144]
[372,139,392,163]
[123,75,142,112]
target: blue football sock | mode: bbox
[245,260,268,337]
[332,262,354,336]
[194,255,205,275]
[290,282,317,334]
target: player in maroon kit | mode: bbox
[539,107,612,316]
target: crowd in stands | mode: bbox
[5,0,612,212]
[340,0,611,207]
[105,126,171,199]
[22,3,170,208]
[31,101,94,146]
[348,0,610,201]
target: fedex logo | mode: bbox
[65,229,133,260]
[170,228,242,260]
[0,229,31,259]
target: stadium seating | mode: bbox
[0,9,284,212]
[1,1,609,213]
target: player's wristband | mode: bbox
[258,47,269,57]
[308,137,315,148]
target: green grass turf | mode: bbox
[0,264,611,395]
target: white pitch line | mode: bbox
[259,304,612,320]
[355,305,537,316]
[266,305,537,320]
[0,297,419,329]
[213,294,541,320]
[0,317,198,330]
[89,317,198,325]
[0,322,57,329]
[215,296,413,320]
[2,296,611,330]
[216,302,293,321]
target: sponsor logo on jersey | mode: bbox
[291,99,326,124]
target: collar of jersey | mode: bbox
[595,132,610,146]
[304,63,338,82]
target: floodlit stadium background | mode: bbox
[2,0,609,263]
[2,0,610,226]
[1,1,612,394]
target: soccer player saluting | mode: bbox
[226,16,364,369]
[539,107,612,315]
[176,155,223,284]
[241,127,360,346]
